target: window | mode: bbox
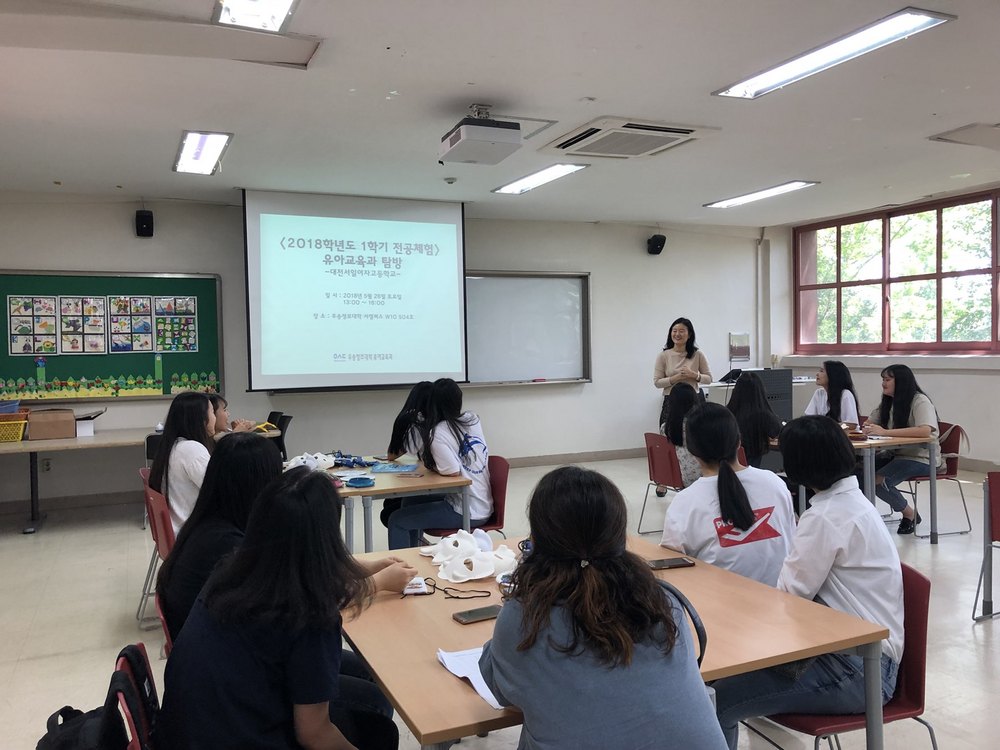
[795,194,998,353]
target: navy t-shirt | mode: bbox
[160,518,244,641]
[159,599,342,749]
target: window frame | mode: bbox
[794,191,999,354]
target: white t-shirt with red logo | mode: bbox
[660,466,795,587]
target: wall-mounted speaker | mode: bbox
[135,210,154,238]
[647,234,666,255]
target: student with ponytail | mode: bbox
[660,403,794,587]
[479,466,726,750]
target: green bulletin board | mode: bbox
[1,271,222,402]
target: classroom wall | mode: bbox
[0,197,772,506]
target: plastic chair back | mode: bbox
[140,470,175,560]
[424,454,509,537]
[275,414,293,460]
[989,473,1000,545]
[266,410,284,427]
[936,421,966,478]
[644,432,683,490]
[144,433,161,467]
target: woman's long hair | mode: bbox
[388,381,432,456]
[663,316,698,357]
[878,364,928,429]
[156,433,282,599]
[204,468,373,630]
[685,404,755,531]
[665,383,699,447]
[725,372,777,463]
[149,391,214,493]
[822,361,860,423]
[418,378,478,473]
[510,466,678,667]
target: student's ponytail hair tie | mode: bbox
[580,559,590,568]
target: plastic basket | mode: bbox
[0,419,26,442]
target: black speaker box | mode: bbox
[647,234,666,255]
[135,210,154,238]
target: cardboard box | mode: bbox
[27,408,77,440]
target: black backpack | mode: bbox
[36,645,159,750]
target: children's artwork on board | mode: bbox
[132,333,153,351]
[61,335,83,353]
[82,297,105,317]
[110,333,132,352]
[154,297,175,315]
[33,317,56,335]
[33,336,56,353]
[32,297,56,316]
[131,316,152,334]
[110,296,131,315]
[11,317,32,335]
[84,316,104,334]
[130,297,151,314]
[85,334,106,353]
[10,297,33,316]
[60,297,82,315]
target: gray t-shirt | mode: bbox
[479,591,727,750]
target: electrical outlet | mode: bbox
[41,459,51,472]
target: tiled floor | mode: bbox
[0,458,995,749]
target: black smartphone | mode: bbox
[452,604,502,625]
[647,557,696,570]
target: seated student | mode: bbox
[149,391,216,535]
[156,432,418,640]
[387,378,492,549]
[662,382,702,489]
[725,372,783,468]
[380,381,432,528]
[207,393,256,439]
[160,469,398,750]
[660,404,795,587]
[863,364,942,535]
[479,466,727,750]
[804,360,860,425]
[713,416,903,750]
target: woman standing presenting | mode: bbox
[653,317,712,432]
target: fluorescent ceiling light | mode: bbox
[705,181,818,209]
[493,164,588,195]
[213,0,299,33]
[714,7,955,99]
[173,131,234,175]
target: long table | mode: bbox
[334,467,471,553]
[345,536,889,750]
[0,427,150,533]
[0,427,281,534]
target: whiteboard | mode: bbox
[466,272,591,384]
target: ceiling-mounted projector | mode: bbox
[439,117,522,165]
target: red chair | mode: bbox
[973,472,1000,622]
[766,563,937,749]
[113,643,159,750]
[638,432,684,534]
[902,421,971,538]
[424,455,510,539]
[135,468,176,623]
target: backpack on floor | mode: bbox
[36,667,148,750]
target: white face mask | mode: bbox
[490,546,517,576]
[421,529,479,564]
[440,549,496,583]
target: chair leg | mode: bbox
[914,478,971,539]
[135,548,157,621]
[637,483,660,535]
[739,720,784,749]
[973,543,999,622]
[913,716,939,750]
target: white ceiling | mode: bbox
[2,0,1000,229]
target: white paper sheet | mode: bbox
[436,647,503,710]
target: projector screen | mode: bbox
[244,190,467,391]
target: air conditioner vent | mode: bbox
[541,117,715,158]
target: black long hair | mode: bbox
[149,391,214,494]
[663,317,698,357]
[510,466,678,667]
[822,361,860,423]
[418,378,478,473]
[878,364,928,430]
[665,383,699,447]
[388,381,432,456]
[725,372,778,463]
[685,404,755,531]
[156,432,283,600]
[780,416,857,491]
[204,468,373,630]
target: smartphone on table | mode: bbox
[452,604,502,625]
[647,557,696,570]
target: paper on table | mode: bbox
[436,647,503,710]
[332,469,370,478]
